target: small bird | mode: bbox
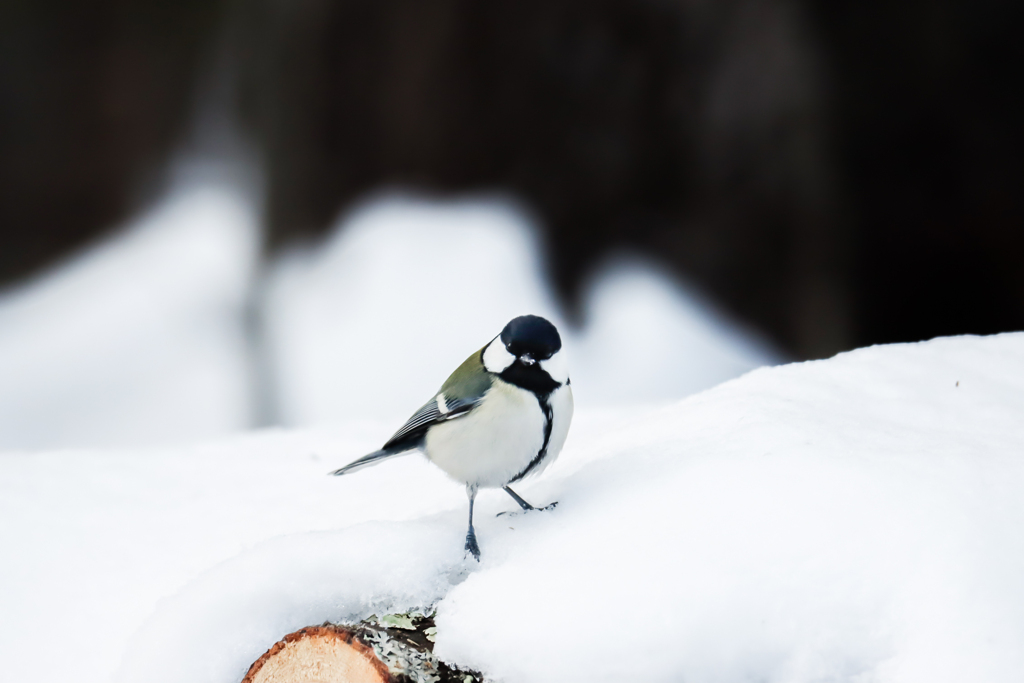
[331,315,573,560]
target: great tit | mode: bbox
[331,315,573,560]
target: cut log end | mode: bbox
[242,625,392,683]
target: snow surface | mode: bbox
[0,182,258,449]
[2,333,1023,683]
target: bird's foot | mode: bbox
[465,530,481,562]
[497,501,558,517]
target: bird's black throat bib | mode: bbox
[499,361,560,398]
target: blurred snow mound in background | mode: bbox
[573,256,779,405]
[2,333,1023,683]
[264,195,564,425]
[266,194,778,425]
[0,183,257,449]
[0,191,773,448]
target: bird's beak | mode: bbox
[520,353,536,366]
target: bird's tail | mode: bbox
[329,445,415,476]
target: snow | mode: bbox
[0,426,468,682]
[264,194,778,425]
[435,333,1024,682]
[263,195,565,426]
[0,182,258,449]
[0,191,773,449]
[2,332,1023,682]
[571,255,780,405]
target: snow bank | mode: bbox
[0,425,469,682]
[435,333,1024,682]
[265,194,776,425]
[2,333,1022,683]
[0,183,257,449]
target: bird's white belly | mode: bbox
[425,380,546,488]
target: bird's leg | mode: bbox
[498,485,558,516]
[503,485,537,511]
[465,484,481,561]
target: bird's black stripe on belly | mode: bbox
[510,396,553,483]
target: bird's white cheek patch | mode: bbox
[540,349,569,384]
[483,338,515,373]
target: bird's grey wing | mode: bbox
[380,346,495,450]
[330,392,484,477]
[380,390,483,450]
[331,348,492,477]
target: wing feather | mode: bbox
[382,392,480,450]
[331,347,493,476]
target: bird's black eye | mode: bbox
[507,343,552,362]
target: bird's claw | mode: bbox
[465,533,481,562]
[496,501,558,517]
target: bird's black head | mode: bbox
[488,315,565,397]
[500,315,561,362]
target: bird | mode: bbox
[331,314,573,560]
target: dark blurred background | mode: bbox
[2,0,1021,359]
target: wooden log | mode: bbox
[242,615,482,683]
[242,625,391,683]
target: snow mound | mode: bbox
[265,194,776,425]
[2,333,1022,683]
[571,256,778,404]
[264,195,564,426]
[0,183,257,449]
[0,191,773,448]
[435,333,1024,682]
